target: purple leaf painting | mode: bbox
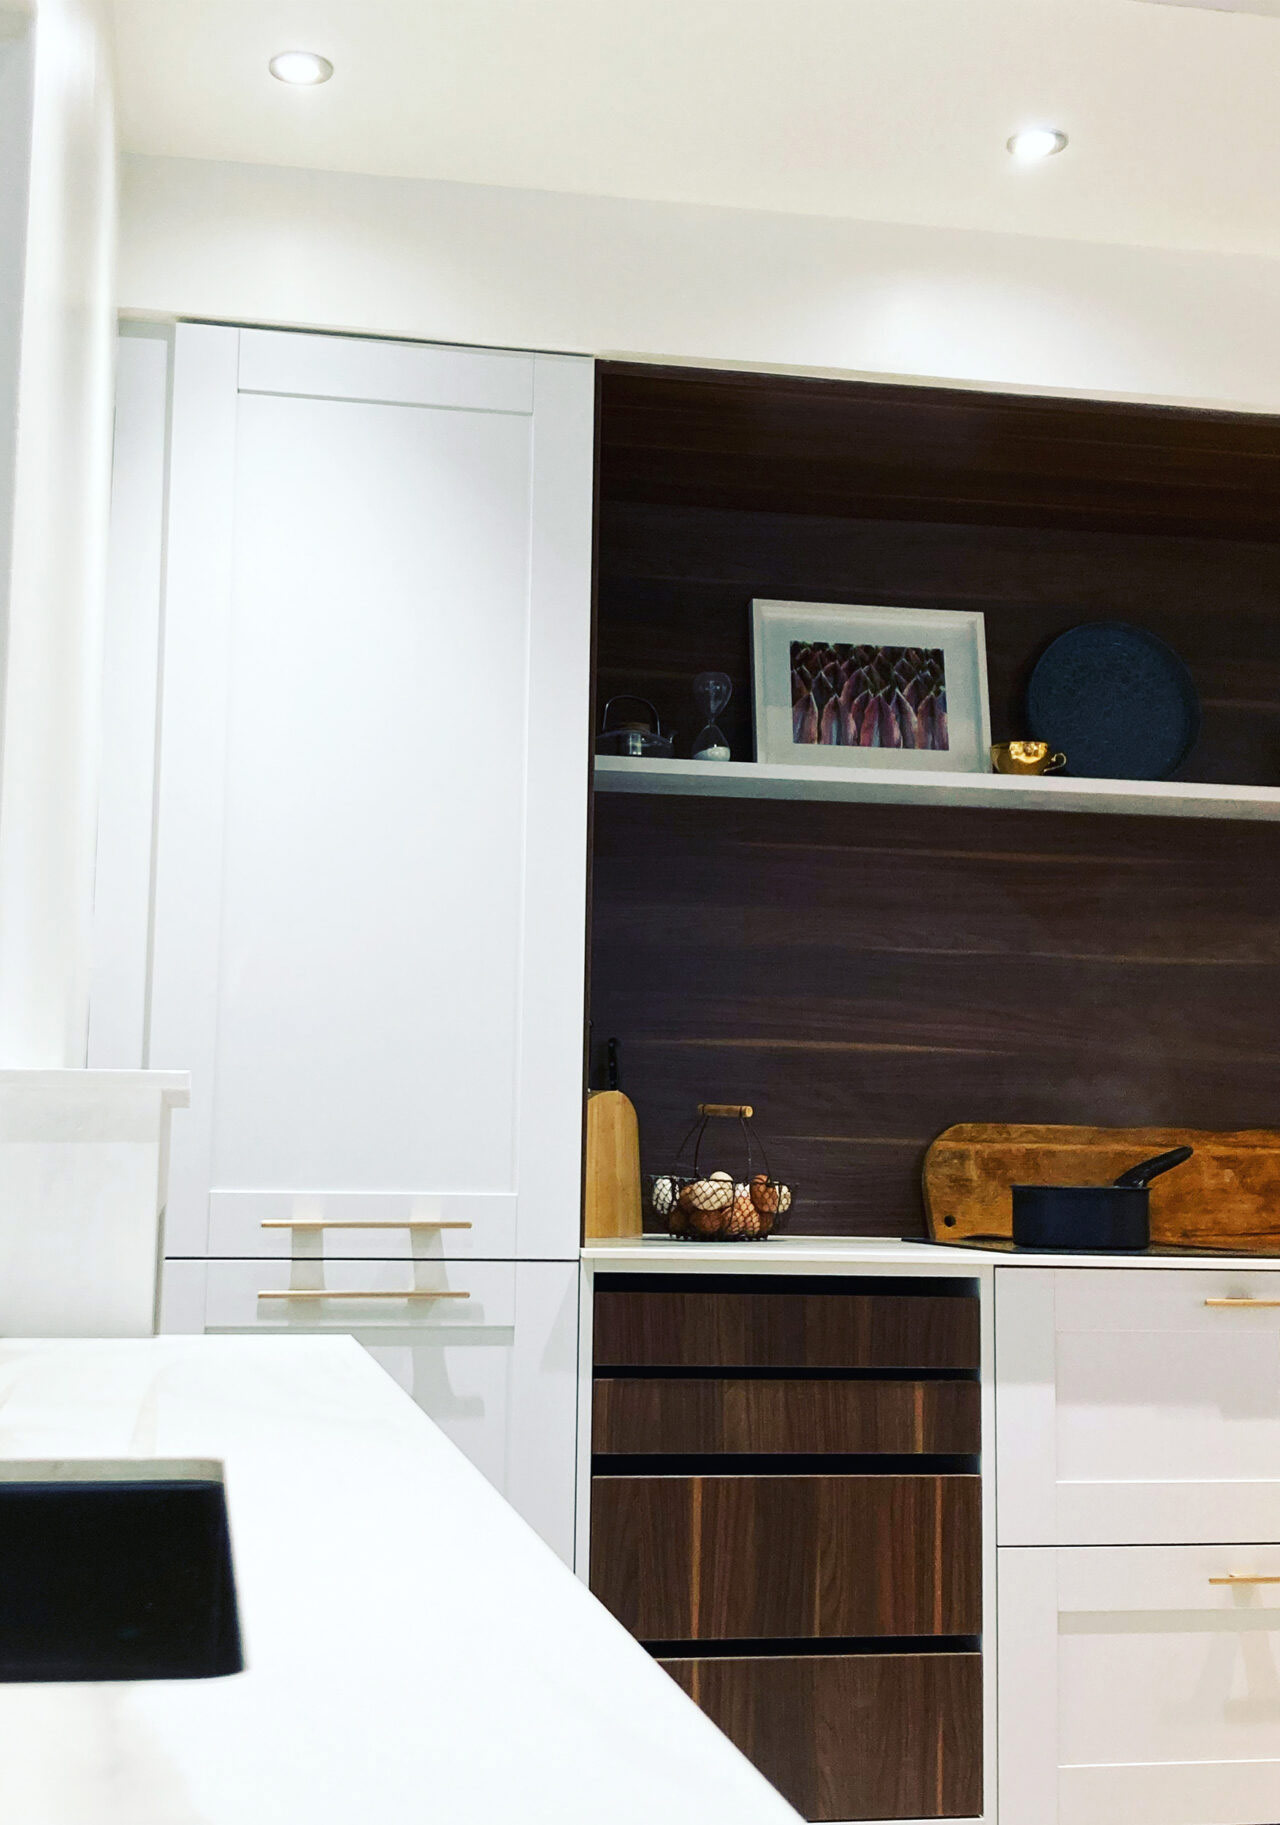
[789,642,950,751]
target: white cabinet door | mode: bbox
[148,326,592,1261]
[1000,1544,1280,1825]
[162,1259,579,1563]
[996,1267,1280,1544]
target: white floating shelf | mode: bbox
[594,755,1280,823]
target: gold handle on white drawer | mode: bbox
[257,1289,470,1301]
[259,1219,473,1231]
[1210,1574,1280,1585]
[1204,1298,1280,1309]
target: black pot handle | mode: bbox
[1113,1145,1193,1190]
[601,695,661,733]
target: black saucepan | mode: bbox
[1011,1146,1194,1252]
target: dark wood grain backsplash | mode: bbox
[591,365,1280,1238]
[590,793,1280,1236]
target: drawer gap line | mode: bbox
[592,1453,981,1477]
[591,1365,981,1383]
[641,1634,983,1658]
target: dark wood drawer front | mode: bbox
[593,1288,978,1370]
[660,1651,982,1822]
[590,1474,980,1640]
[593,1377,980,1456]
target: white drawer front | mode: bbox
[997,1267,1280,1544]
[1000,1544,1280,1825]
[1054,1268,1280,1333]
[205,1191,517,1259]
[162,1259,577,1562]
[202,1257,516,1331]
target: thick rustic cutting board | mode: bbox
[924,1124,1280,1252]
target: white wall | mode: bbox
[120,151,1280,414]
[0,0,116,1067]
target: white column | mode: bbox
[0,19,33,651]
[0,6,182,1337]
[0,0,116,1067]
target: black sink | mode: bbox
[0,1471,243,1681]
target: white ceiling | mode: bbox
[108,0,1280,258]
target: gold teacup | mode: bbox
[990,740,1066,776]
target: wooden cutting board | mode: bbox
[923,1124,1280,1252]
[584,1089,643,1239]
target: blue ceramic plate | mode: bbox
[1025,622,1200,780]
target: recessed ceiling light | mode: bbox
[1006,127,1069,161]
[268,50,334,85]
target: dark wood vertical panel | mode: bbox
[588,1475,694,1640]
[661,1652,983,1822]
[589,1474,981,1640]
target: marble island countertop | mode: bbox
[582,1233,1280,1271]
[0,1336,801,1825]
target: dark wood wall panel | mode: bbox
[591,794,1280,1236]
[596,499,1280,783]
[660,1651,983,1821]
[593,1377,980,1457]
[593,1284,980,1369]
[599,363,1280,539]
[591,364,1280,1236]
[590,1474,981,1641]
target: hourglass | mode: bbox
[692,671,732,762]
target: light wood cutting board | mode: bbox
[584,1089,642,1240]
[923,1124,1280,1252]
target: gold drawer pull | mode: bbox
[257,1289,470,1301]
[1205,1298,1280,1309]
[1210,1575,1280,1585]
[260,1219,473,1231]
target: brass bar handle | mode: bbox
[1209,1575,1280,1585]
[260,1219,473,1231]
[1204,1298,1280,1309]
[698,1103,754,1119]
[257,1289,470,1301]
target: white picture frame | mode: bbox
[751,599,991,772]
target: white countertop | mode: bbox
[582,1234,1280,1271]
[0,1336,800,1825]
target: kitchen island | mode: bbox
[0,1334,801,1825]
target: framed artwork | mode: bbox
[751,599,991,772]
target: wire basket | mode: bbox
[651,1104,794,1241]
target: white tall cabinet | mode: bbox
[96,324,594,1562]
